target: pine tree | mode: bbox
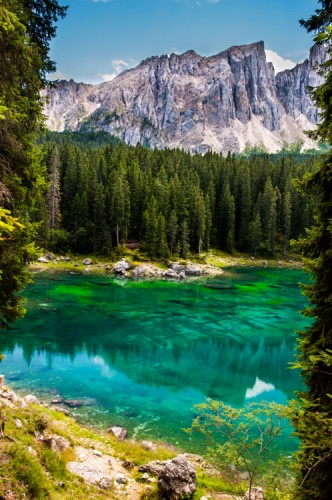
[143,196,158,258]
[0,0,66,328]
[167,210,178,255]
[47,146,62,231]
[292,2,332,498]
[156,213,169,259]
[110,163,130,246]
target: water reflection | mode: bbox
[0,268,309,450]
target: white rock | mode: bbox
[14,418,23,428]
[141,440,157,452]
[108,426,128,441]
[24,394,39,405]
[115,473,127,484]
[27,446,37,456]
[37,257,49,263]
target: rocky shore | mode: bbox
[1,376,263,499]
[31,251,303,279]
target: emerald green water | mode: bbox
[0,267,310,455]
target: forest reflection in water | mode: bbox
[0,267,310,453]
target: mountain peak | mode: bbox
[44,41,324,154]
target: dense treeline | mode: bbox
[38,133,318,258]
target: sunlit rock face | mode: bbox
[44,42,326,154]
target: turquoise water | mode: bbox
[0,267,309,454]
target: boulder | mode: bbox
[51,397,64,404]
[132,265,147,277]
[63,399,84,408]
[37,257,49,263]
[99,477,112,490]
[141,440,157,452]
[82,258,93,265]
[163,269,179,279]
[122,460,134,470]
[139,460,170,476]
[42,434,71,453]
[184,265,202,276]
[132,264,163,278]
[108,426,128,441]
[54,407,70,416]
[24,394,39,405]
[112,259,131,275]
[158,456,196,500]
[115,473,127,485]
[170,263,185,274]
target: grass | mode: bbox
[0,391,295,499]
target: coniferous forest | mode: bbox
[38,132,318,259]
[1,0,332,499]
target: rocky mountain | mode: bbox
[44,41,326,154]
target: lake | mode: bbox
[0,267,310,455]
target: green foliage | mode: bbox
[8,444,49,499]
[189,400,291,498]
[0,209,39,328]
[260,457,296,499]
[290,2,332,498]
[0,0,66,328]
[41,448,67,480]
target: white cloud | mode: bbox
[92,0,112,3]
[245,377,275,399]
[99,59,130,82]
[265,49,297,74]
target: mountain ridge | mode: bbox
[44,41,326,154]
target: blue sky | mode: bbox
[50,0,320,83]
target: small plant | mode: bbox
[188,400,292,499]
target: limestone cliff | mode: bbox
[44,42,326,153]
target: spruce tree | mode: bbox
[0,0,66,328]
[292,2,332,498]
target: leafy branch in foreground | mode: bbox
[289,2,332,497]
[0,208,39,329]
[187,400,292,499]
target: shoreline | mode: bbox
[0,377,242,499]
[30,251,304,279]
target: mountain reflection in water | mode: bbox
[0,267,310,453]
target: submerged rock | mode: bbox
[63,399,85,408]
